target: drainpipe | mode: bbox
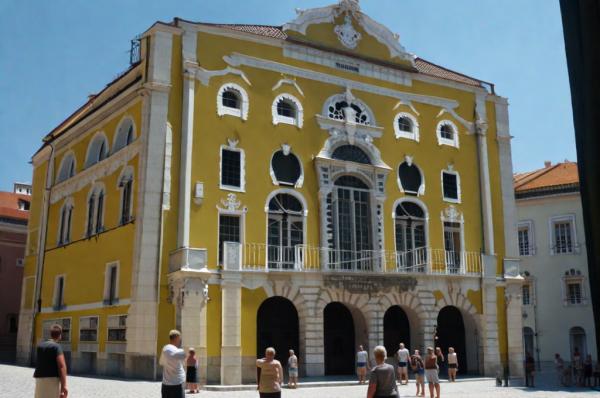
[30,142,56,364]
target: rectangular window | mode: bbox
[107,315,127,342]
[443,221,461,272]
[553,221,573,254]
[218,215,241,264]
[120,180,132,225]
[95,192,104,233]
[518,227,530,256]
[567,282,582,304]
[442,172,459,201]
[54,276,65,310]
[522,284,531,305]
[220,149,241,189]
[104,265,118,305]
[43,318,71,342]
[79,316,98,342]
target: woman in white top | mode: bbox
[447,347,458,382]
[256,347,284,398]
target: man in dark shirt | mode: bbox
[33,324,68,398]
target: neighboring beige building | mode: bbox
[515,161,597,368]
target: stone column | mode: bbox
[300,286,324,376]
[220,274,242,385]
[505,278,525,377]
[367,300,383,353]
[178,278,209,384]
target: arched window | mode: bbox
[330,175,373,271]
[272,94,303,127]
[57,199,74,246]
[394,200,427,272]
[267,193,305,269]
[86,186,105,237]
[328,100,370,125]
[394,112,419,141]
[217,83,249,120]
[118,168,134,225]
[113,118,135,153]
[270,149,302,187]
[436,120,459,147]
[332,145,371,165]
[398,161,423,195]
[85,133,109,168]
[56,153,76,183]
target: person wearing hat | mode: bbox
[186,348,199,394]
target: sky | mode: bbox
[0,0,576,192]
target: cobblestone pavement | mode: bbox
[2,364,598,398]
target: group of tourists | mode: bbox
[358,343,458,398]
[551,351,600,388]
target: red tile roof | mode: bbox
[514,161,579,195]
[192,22,489,88]
[0,192,30,222]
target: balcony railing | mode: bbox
[236,243,482,276]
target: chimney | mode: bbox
[544,161,552,168]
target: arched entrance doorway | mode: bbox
[257,297,299,363]
[523,327,535,358]
[436,306,467,374]
[324,302,355,375]
[569,326,587,359]
[384,306,411,356]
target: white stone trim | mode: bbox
[219,143,245,192]
[216,83,249,120]
[112,115,137,154]
[84,131,110,169]
[393,112,419,141]
[272,78,304,97]
[57,197,74,246]
[162,123,173,211]
[216,200,246,266]
[436,120,459,148]
[517,220,535,256]
[561,271,587,306]
[84,182,106,238]
[264,189,309,217]
[193,66,251,87]
[52,274,66,309]
[56,151,77,184]
[224,53,460,110]
[117,166,135,225]
[397,157,425,196]
[40,299,131,314]
[441,167,461,204]
[548,213,579,255]
[322,91,376,126]
[103,261,120,304]
[391,197,430,253]
[178,72,195,248]
[269,146,304,188]
[271,93,304,128]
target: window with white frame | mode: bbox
[79,316,98,342]
[43,318,71,341]
[118,170,134,225]
[53,275,65,310]
[393,112,419,141]
[563,269,586,305]
[443,221,462,273]
[218,214,241,265]
[272,94,303,127]
[103,263,119,305]
[220,145,244,191]
[217,83,249,120]
[56,153,76,183]
[436,120,459,147]
[86,186,105,237]
[57,199,73,246]
[270,148,302,187]
[84,133,109,168]
[107,315,127,342]
[551,215,577,254]
[398,160,424,196]
[267,193,305,270]
[518,221,535,256]
[327,98,371,125]
[113,118,136,153]
[441,169,460,202]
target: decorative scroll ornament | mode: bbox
[335,14,362,49]
[221,193,241,211]
[442,205,463,222]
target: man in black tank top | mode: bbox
[33,324,68,397]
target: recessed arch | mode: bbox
[323,302,356,375]
[257,296,299,364]
[113,117,136,153]
[84,132,109,169]
[56,151,77,183]
[437,306,469,374]
[383,305,411,355]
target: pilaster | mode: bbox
[481,255,501,376]
[300,287,324,376]
[220,273,242,385]
[505,278,525,377]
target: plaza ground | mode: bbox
[1,364,598,398]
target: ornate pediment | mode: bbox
[283,0,415,67]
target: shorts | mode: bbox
[448,363,458,369]
[417,368,425,376]
[259,393,281,398]
[357,362,367,368]
[289,367,298,377]
[398,361,407,368]
[161,384,185,398]
[425,369,440,384]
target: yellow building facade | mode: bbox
[18,0,524,383]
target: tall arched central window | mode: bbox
[330,175,373,271]
[395,201,427,272]
[267,193,304,270]
[332,145,371,164]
